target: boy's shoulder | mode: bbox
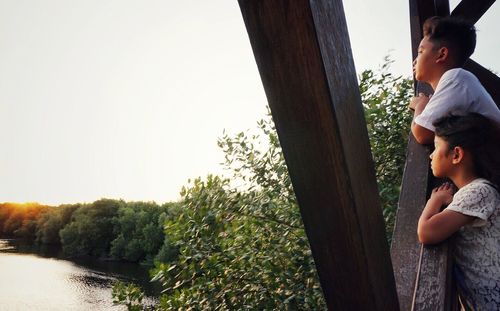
[437,68,488,97]
[441,68,478,85]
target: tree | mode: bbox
[59,199,121,257]
[0,203,49,239]
[110,202,172,263]
[36,204,79,244]
[149,112,325,309]
[360,58,413,238]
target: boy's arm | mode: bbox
[409,94,434,144]
[417,184,474,244]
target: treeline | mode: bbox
[0,203,50,239]
[0,200,179,263]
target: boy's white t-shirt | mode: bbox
[414,68,500,131]
[444,178,500,309]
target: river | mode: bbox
[0,239,158,310]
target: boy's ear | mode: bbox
[436,46,449,63]
[452,146,464,164]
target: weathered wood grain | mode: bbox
[413,243,455,310]
[238,0,398,309]
[391,135,432,311]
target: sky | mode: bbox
[0,0,498,205]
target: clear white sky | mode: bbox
[0,1,498,205]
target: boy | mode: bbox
[409,16,500,145]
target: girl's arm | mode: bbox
[417,183,475,244]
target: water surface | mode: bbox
[0,239,156,311]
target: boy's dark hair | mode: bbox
[434,113,500,187]
[423,16,476,67]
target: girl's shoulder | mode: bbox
[455,178,500,206]
[459,178,499,196]
[448,179,500,225]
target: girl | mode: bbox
[417,113,500,310]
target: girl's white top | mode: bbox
[445,178,500,310]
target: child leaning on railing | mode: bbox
[417,113,500,310]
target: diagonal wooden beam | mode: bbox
[435,0,451,18]
[464,59,500,108]
[238,0,398,309]
[451,0,496,24]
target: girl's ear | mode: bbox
[452,146,464,164]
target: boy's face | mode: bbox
[413,36,440,83]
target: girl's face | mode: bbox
[430,135,454,178]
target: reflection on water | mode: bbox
[0,239,157,311]
[0,239,15,251]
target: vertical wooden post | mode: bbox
[238,0,398,309]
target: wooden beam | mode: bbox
[412,244,456,310]
[435,0,451,18]
[451,0,496,24]
[391,1,454,310]
[391,136,433,311]
[464,59,500,108]
[238,0,398,309]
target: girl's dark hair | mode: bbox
[434,113,500,187]
[423,16,476,66]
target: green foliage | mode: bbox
[154,235,178,263]
[1,199,177,265]
[359,57,413,237]
[147,113,325,310]
[0,203,50,239]
[58,200,175,261]
[112,281,145,311]
[60,199,122,257]
[36,204,79,244]
[110,202,169,263]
